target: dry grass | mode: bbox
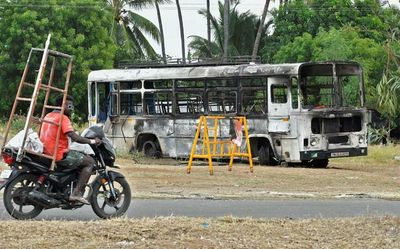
[0,216,399,248]
[117,145,400,200]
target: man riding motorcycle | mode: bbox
[40,95,101,204]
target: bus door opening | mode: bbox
[95,82,119,123]
[267,77,290,133]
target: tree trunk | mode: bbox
[176,0,186,64]
[207,0,211,54]
[223,0,229,62]
[251,0,270,63]
[155,1,167,64]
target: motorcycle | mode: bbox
[0,126,131,220]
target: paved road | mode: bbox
[1,198,400,220]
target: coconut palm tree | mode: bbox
[154,0,172,63]
[189,0,270,59]
[207,0,211,47]
[251,0,271,62]
[223,0,229,61]
[108,0,160,61]
[175,0,186,64]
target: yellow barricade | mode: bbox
[187,116,253,175]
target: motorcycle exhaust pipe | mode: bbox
[28,190,61,208]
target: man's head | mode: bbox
[55,95,74,117]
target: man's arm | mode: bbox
[66,131,100,145]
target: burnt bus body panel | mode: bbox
[88,61,368,163]
[296,108,368,162]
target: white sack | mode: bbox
[6,129,44,153]
[70,142,95,155]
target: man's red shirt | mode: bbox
[39,112,74,161]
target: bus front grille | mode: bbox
[328,135,349,144]
[311,116,362,134]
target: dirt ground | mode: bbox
[1,145,399,200]
[1,216,399,248]
[116,145,400,200]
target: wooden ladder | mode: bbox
[1,34,74,171]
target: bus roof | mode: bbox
[87,61,361,82]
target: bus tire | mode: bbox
[142,140,161,158]
[258,146,271,166]
[310,159,329,168]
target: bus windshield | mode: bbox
[299,63,363,109]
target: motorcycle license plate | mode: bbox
[0,169,12,179]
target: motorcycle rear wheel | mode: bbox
[90,177,131,219]
[3,174,43,220]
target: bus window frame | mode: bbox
[270,84,288,104]
[94,82,112,123]
[110,82,120,117]
[88,82,96,118]
[143,90,174,116]
[119,90,143,116]
[173,78,206,117]
[175,91,205,116]
[291,77,299,110]
[204,77,239,115]
[239,76,268,116]
[206,89,238,114]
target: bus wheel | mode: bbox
[258,145,274,166]
[142,140,161,158]
[310,159,329,168]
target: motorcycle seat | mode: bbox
[23,153,77,173]
[21,156,51,172]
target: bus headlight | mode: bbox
[358,136,364,144]
[310,137,319,146]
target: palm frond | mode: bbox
[377,74,400,118]
[126,0,154,9]
[131,25,158,58]
[154,0,172,4]
[123,20,145,58]
[127,11,160,43]
[188,35,212,57]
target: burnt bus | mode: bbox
[87,61,368,167]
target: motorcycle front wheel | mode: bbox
[90,177,131,219]
[3,174,43,220]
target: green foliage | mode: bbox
[375,74,400,126]
[0,0,116,119]
[368,127,387,145]
[373,29,400,136]
[272,32,314,62]
[0,116,35,138]
[262,0,316,62]
[262,0,400,62]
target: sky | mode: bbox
[137,0,400,58]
